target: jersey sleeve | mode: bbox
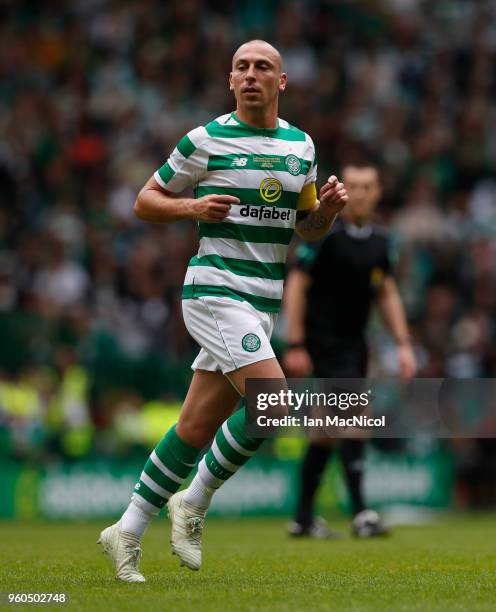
[297,135,318,210]
[303,135,317,186]
[382,232,394,275]
[153,126,208,193]
[294,241,319,274]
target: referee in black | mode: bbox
[283,160,416,538]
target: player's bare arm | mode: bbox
[134,176,239,223]
[295,176,348,241]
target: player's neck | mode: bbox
[234,106,278,129]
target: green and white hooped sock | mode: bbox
[121,425,201,537]
[183,406,265,510]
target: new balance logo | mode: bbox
[231,157,248,167]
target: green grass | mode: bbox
[0,516,495,611]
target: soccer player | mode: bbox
[283,160,417,538]
[98,40,348,581]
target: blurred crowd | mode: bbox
[1,0,496,495]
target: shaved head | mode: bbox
[230,39,286,126]
[232,40,282,72]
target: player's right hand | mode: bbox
[189,194,240,222]
[282,347,313,377]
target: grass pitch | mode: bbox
[0,515,495,611]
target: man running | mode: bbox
[98,39,348,581]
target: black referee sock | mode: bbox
[340,439,366,516]
[295,443,331,527]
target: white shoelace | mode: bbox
[186,516,204,545]
[118,539,142,574]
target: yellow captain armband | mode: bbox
[297,182,318,211]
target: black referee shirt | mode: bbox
[295,217,392,344]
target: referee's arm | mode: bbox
[377,276,417,380]
[282,269,313,377]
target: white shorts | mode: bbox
[182,296,277,374]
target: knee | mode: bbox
[176,412,220,448]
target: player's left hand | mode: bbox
[397,343,417,380]
[319,175,348,215]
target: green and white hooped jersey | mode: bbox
[154,112,317,313]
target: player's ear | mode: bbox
[229,72,234,91]
[279,72,287,92]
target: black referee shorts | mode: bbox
[307,337,368,379]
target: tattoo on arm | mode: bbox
[295,210,310,223]
[296,208,329,232]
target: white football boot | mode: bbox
[168,490,206,571]
[98,523,146,582]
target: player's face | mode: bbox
[230,43,287,111]
[341,166,382,223]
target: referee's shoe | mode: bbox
[288,511,389,540]
[287,516,343,539]
[351,509,390,538]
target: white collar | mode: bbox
[344,222,373,239]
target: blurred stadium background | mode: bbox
[1,0,496,523]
